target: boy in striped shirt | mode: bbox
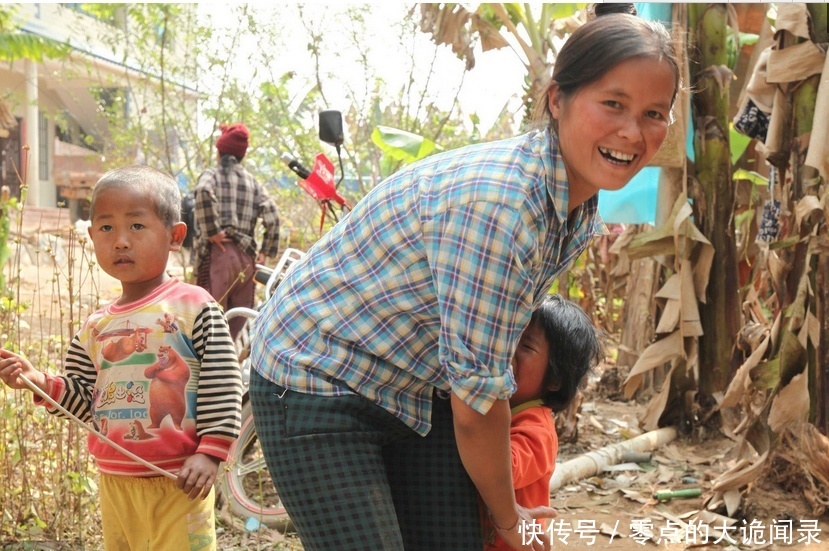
[0,165,242,550]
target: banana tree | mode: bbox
[709,2,829,517]
[371,125,444,178]
[689,4,742,398]
[414,3,585,122]
[617,4,739,432]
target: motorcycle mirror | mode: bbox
[319,110,344,147]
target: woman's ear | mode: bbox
[547,82,563,121]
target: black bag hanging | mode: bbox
[756,166,781,244]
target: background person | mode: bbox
[484,294,604,550]
[0,165,243,550]
[194,122,280,339]
[249,9,679,551]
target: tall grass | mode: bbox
[1,198,104,549]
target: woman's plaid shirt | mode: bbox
[251,129,604,435]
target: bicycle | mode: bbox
[217,109,350,530]
[220,247,304,530]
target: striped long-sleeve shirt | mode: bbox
[36,278,242,476]
[250,128,604,435]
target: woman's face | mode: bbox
[549,56,676,211]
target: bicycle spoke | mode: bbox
[237,456,268,478]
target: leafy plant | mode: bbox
[370,125,444,177]
[0,186,18,291]
[0,5,71,62]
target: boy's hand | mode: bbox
[0,349,47,392]
[177,453,220,501]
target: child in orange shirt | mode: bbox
[485,294,604,550]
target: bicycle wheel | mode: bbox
[220,400,292,530]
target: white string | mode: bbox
[16,373,177,480]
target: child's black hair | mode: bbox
[91,165,182,227]
[532,294,605,411]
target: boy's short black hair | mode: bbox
[90,165,182,227]
[532,294,605,411]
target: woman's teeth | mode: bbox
[599,147,635,164]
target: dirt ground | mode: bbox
[211,386,829,551]
[541,395,829,551]
[4,225,829,551]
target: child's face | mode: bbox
[510,319,555,408]
[88,186,185,304]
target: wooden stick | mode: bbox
[549,426,678,493]
[17,373,177,480]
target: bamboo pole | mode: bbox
[17,373,177,480]
[549,427,678,493]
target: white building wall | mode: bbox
[2,4,198,209]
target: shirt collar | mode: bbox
[511,399,545,415]
[543,128,609,237]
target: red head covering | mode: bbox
[216,123,250,159]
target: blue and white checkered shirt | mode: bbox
[250,128,604,435]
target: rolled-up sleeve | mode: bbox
[423,201,536,414]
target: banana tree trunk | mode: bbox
[764,2,826,432]
[690,4,741,396]
[820,249,829,434]
[793,73,821,422]
[788,3,829,429]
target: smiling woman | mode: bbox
[548,56,676,208]
[247,9,679,551]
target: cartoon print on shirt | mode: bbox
[97,381,118,408]
[155,312,180,334]
[97,323,153,363]
[114,384,128,402]
[145,345,191,431]
[125,381,145,404]
[96,380,146,410]
[91,416,109,436]
[123,419,155,440]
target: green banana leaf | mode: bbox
[371,126,444,166]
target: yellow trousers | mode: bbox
[100,473,216,551]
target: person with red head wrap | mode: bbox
[193,123,280,340]
[215,123,249,160]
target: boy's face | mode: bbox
[88,186,185,304]
[510,319,555,408]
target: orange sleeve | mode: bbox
[510,406,558,490]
